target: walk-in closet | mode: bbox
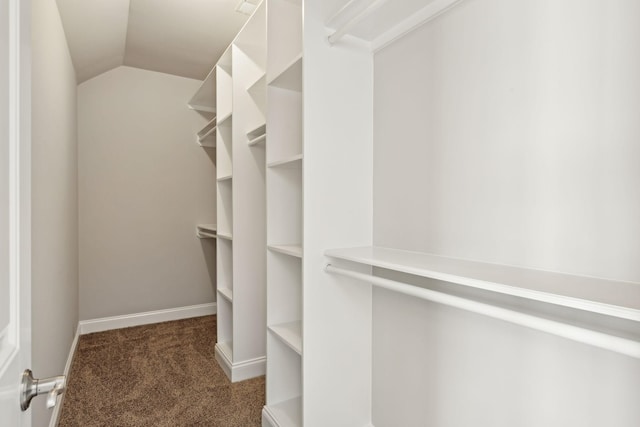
[6,0,638,426]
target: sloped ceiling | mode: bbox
[56,0,252,83]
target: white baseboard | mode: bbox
[262,406,278,427]
[78,303,217,335]
[49,324,80,427]
[215,343,266,383]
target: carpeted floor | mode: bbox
[57,315,265,426]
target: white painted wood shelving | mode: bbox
[196,224,217,239]
[324,247,640,360]
[263,0,303,425]
[208,0,268,383]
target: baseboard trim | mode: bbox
[215,344,266,383]
[49,324,80,427]
[262,406,278,427]
[78,303,217,335]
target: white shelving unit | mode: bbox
[263,0,303,425]
[204,1,268,383]
[326,0,466,51]
[324,247,640,321]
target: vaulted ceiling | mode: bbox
[56,0,254,83]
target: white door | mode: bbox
[0,0,31,425]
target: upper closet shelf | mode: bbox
[188,67,216,112]
[326,0,465,51]
[268,54,302,92]
[196,224,217,239]
[325,246,640,322]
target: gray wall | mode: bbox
[31,0,79,425]
[78,66,217,320]
[372,0,640,425]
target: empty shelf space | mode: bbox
[268,54,302,91]
[217,232,233,241]
[269,321,302,355]
[267,154,303,168]
[325,246,640,321]
[268,244,302,258]
[196,224,217,239]
[263,397,302,427]
[217,174,233,182]
[218,287,233,302]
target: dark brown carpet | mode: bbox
[57,315,265,426]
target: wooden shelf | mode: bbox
[267,154,303,168]
[263,396,302,427]
[217,232,233,241]
[188,67,216,112]
[326,0,465,51]
[268,54,302,92]
[218,287,233,303]
[268,244,302,258]
[197,116,217,137]
[248,134,266,146]
[247,123,266,146]
[196,224,217,239]
[325,246,640,322]
[269,321,302,355]
[218,111,233,127]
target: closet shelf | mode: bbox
[217,232,233,241]
[326,0,465,51]
[196,224,217,239]
[217,174,233,182]
[267,154,303,168]
[268,244,302,258]
[263,397,302,427]
[188,104,216,114]
[248,134,266,146]
[268,54,302,92]
[188,67,216,112]
[324,246,640,322]
[269,321,302,355]
[247,123,267,146]
[218,287,233,302]
[197,116,217,138]
[218,112,233,126]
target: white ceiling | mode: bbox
[56,0,253,83]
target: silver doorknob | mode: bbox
[20,369,66,411]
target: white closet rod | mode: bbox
[327,0,391,45]
[324,264,640,360]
